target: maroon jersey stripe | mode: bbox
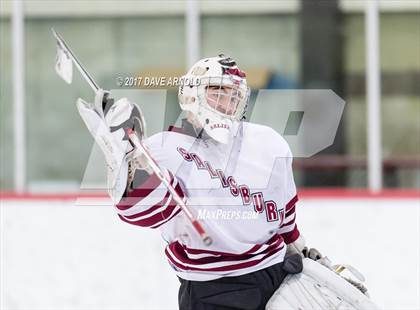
[179,233,280,257]
[116,173,169,210]
[168,237,283,265]
[117,183,184,228]
[285,205,296,218]
[122,190,171,219]
[150,207,182,229]
[285,195,298,211]
[118,203,178,227]
[165,244,284,272]
[280,225,300,244]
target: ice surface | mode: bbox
[1,198,419,310]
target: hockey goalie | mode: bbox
[76,54,379,310]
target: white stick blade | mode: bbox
[54,43,73,84]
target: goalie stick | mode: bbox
[52,28,99,93]
[52,29,212,246]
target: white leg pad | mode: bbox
[266,258,380,310]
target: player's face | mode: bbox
[206,85,240,116]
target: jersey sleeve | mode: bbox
[278,146,300,244]
[114,167,184,229]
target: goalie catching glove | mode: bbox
[77,89,151,202]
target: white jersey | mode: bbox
[115,120,299,281]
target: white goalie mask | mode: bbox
[178,54,250,144]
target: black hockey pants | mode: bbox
[178,254,303,310]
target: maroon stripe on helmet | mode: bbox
[223,68,246,78]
